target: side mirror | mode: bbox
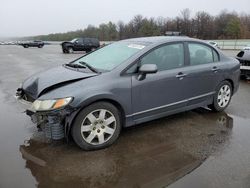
[138,64,158,81]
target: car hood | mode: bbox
[61,41,73,46]
[22,65,97,99]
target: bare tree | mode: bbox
[32,10,250,41]
[179,8,192,36]
[194,11,214,39]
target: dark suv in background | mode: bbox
[61,38,100,53]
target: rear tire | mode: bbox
[208,81,232,112]
[23,45,29,48]
[71,102,122,150]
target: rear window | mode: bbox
[90,38,99,43]
[188,43,219,65]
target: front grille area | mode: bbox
[43,116,65,140]
[239,60,250,66]
[17,88,65,140]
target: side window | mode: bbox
[188,43,219,65]
[77,38,83,44]
[84,38,91,43]
[126,63,139,74]
[140,43,184,71]
[93,39,99,44]
[90,38,97,44]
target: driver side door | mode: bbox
[131,42,190,122]
[74,38,84,51]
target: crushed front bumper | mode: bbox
[16,91,77,140]
[26,109,66,140]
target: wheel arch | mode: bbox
[65,98,126,139]
[224,78,234,93]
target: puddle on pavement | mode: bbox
[18,108,233,188]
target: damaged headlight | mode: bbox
[32,97,73,111]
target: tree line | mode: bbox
[30,9,250,41]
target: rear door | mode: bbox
[30,41,36,47]
[184,42,223,105]
[83,38,92,51]
[131,42,190,121]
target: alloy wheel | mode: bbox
[217,85,231,108]
[81,109,116,145]
[68,47,73,53]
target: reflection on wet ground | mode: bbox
[20,109,233,188]
[0,46,250,188]
[168,115,250,188]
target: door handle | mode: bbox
[211,66,219,72]
[176,72,187,79]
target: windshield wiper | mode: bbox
[79,61,100,73]
[65,63,86,69]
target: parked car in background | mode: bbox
[165,31,182,36]
[19,40,45,48]
[61,38,100,53]
[243,44,250,50]
[236,50,250,79]
[208,41,220,48]
[7,41,15,45]
[16,36,240,150]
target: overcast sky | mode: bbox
[0,0,249,38]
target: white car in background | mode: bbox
[208,41,219,48]
[236,49,250,79]
[243,45,250,50]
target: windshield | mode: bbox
[71,38,78,43]
[72,41,147,71]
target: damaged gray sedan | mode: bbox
[16,36,240,150]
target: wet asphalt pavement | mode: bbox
[0,45,250,188]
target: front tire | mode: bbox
[71,102,122,150]
[67,47,73,53]
[209,81,232,112]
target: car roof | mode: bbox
[80,37,98,40]
[121,36,202,44]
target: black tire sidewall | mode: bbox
[212,81,232,112]
[71,102,122,150]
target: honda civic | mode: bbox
[16,36,240,150]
